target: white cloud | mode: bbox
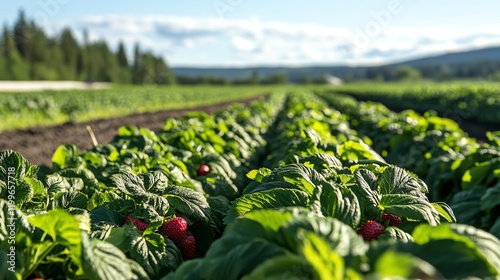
[47,15,500,66]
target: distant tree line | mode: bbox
[0,11,291,86]
[0,10,175,84]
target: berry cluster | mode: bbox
[162,217,196,260]
[357,213,403,241]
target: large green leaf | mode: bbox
[112,172,170,219]
[379,194,439,226]
[52,144,84,170]
[0,150,42,207]
[0,199,31,244]
[481,183,500,211]
[461,162,492,190]
[141,171,168,195]
[412,223,500,277]
[28,210,83,268]
[225,188,310,224]
[82,234,149,280]
[352,169,381,219]
[300,232,347,280]
[378,166,428,199]
[112,172,149,198]
[319,182,361,228]
[201,240,289,280]
[449,186,485,226]
[280,215,368,259]
[431,202,456,223]
[163,186,212,223]
[241,255,311,280]
[125,225,176,278]
[264,164,327,196]
[370,250,442,279]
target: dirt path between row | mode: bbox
[0,95,266,166]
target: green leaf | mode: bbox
[52,144,83,170]
[0,199,31,244]
[125,225,175,278]
[112,172,149,198]
[353,169,381,219]
[112,172,170,219]
[243,209,293,233]
[480,183,500,211]
[141,171,168,195]
[319,182,361,228]
[0,150,41,207]
[372,250,441,279]
[301,232,346,280]
[82,234,149,280]
[431,202,456,223]
[202,240,289,280]
[28,209,83,269]
[490,217,500,239]
[379,194,439,226]
[298,153,343,172]
[462,163,492,190]
[241,254,311,280]
[449,186,485,226]
[225,188,310,224]
[448,223,500,272]
[379,227,414,243]
[281,215,368,259]
[163,186,212,223]
[411,223,500,278]
[378,166,428,199]
[265,164,326,196]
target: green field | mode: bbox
[2,84,500,279]
[0,85,274,132]
[326,81,500,124]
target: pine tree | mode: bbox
[13,10,29,59]
[117,41,128,68]
[132,43,141,84]
[60,28,80,79]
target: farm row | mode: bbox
[330,81,500,125]
[1,89,499,279]
[0,85,270,132]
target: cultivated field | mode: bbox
[1,83,500,279]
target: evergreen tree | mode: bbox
[13,10,29,59]
[60,28,80,79]
[117,41,128,68]
[132,43,141,84]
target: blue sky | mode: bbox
[2,1,500,67]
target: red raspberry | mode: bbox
[381,213,403,227]
[357,220,385,241]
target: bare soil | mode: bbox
[0,95,265,166]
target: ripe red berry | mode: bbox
[381,213,403,227]
[179,234,196,260]
[162,217,188,242]
[125,215,148,232]
[357,220,385,241]
[197,164,210,176]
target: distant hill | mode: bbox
[390,46,500,68]
[171,45,500,82]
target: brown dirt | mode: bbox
[0,95,266,166]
